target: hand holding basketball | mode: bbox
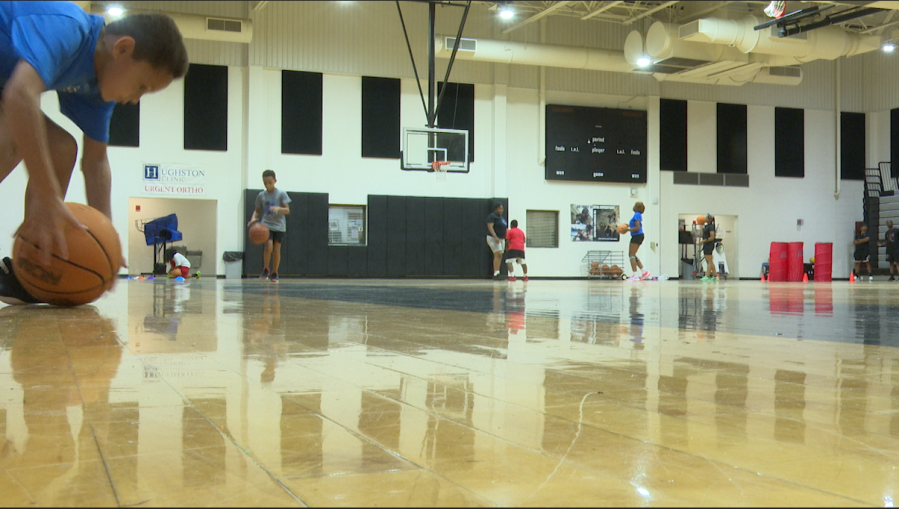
[17,194,85,266]
[249,222,270,244]
[13,203,121,306]
[617,223,629,235]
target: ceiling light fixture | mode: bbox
[637,57,651,67]
[884,43,895,52]
[107,6,123,16]
[499,3,514,20]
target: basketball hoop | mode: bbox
[764,0,786,18]
[432,160,451,182]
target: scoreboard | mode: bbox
[545,104,647,183]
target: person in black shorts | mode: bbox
[853,224,873,281]
[698,213,718,282]
[878,220,899,281]
[486,203,508,280]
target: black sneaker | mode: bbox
[0,257,41,305]
[260,268,270,280]
[492,273,505,280]
[270,272,279,283]
[890,276,896,281]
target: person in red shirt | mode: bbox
[504,220,528,282]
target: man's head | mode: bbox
[97,13,189,104]
[861,224,868,233]
[511,220,518,228]
[494,203,504,216]
[263,170,277,192]
[888,220,893,228]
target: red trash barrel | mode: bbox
[814,242,833,282]
[787,242,804,282]
[769,242,788,282]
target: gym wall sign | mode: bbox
[141,163,207,197]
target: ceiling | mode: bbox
[455,1,899,36]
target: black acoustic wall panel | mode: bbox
[775,107,805,178]
[108,102,140,147]
[282,70,323,155]
[386,196,407,276]
[443,198,464,276]
[367,195,388,276]
[405,196,426,276]
[891,108,899,180]
[184,63,228,151]
[287,192,309,275]
[659,99,687,172]
[307,193,330,275]
[244,189,262,276]
[461,200,486,277]
[841,112,866,181]
[436,82,475,162]
[328,246,348,276]
[347,247,368,275]
[362,76,401,159]
[717,103,747,174]
[423,197,445,276]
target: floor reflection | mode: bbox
[1,279,899,506]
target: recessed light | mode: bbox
[884,43,895,52]
[637,57,651,67]
[499,8,514,19]
[107,6,123,16]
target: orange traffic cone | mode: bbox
[849,271,855,282]
[802,272,809,282]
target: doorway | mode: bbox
[128,198,218,276]
[677,214,738,279]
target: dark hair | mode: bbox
[633,201,646,213]
[493,202,503,212]
[511,219,518,228]
[165,248,177,259]
[105,13,189,78]
[262,169,276,179]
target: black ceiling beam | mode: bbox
[778,7,884,37]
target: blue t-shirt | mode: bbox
[0,2,113,142]
[629,211,644,235]
[487,212,507,239]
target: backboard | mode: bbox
[401,127,469,173]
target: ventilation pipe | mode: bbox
[90,6,254,44]
[434,36,634,73]
[835,58,841,200]
[676,16,879,61]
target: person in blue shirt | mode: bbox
[624,201,649,281]
[0,2,188,304]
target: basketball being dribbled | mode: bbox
[249,222,270,244]
[617,223,629,235]
[696,215,706,225]
[13,202,122,306]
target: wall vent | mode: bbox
[768,66,802,78]
[445,37,477,52]
[207,18,242,33]
[678,21,700,39]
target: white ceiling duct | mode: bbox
[435,36,634,73]
[89,6,253,44]
[676,16,879,62]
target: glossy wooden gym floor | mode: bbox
[1,278,897,507]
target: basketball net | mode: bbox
[764,0,786,18]
[432,160,450,182]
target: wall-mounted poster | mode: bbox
[593,205,620,241]
[571,205,593,241]
[571,204,620,242]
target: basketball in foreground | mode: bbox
[617,223,629,234]
[13,203,122,306]
[249,222,269,244]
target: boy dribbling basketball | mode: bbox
[248,170,290,283]
[0,2,188,304]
